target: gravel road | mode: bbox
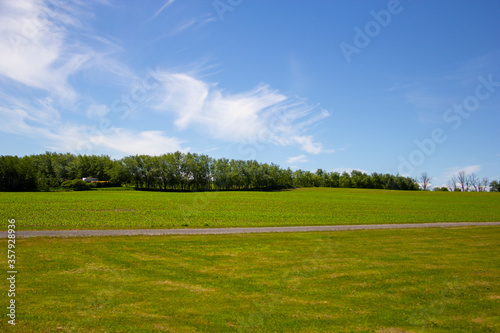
[2,222,499,238]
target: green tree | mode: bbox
[339,172,351,188]
[490,180,500,192]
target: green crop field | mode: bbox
[1,188,499,230]
[1,226,498,332]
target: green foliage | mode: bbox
[0,155,38,191]
[61,179,92,191]
[490,180,500,192]
[0,152,117,191]
[433,187,449,191]
[0,152,420,192]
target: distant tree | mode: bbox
[447,176,458,192]
[419,172,431,190]
[0,156,38,191]
[467,173,480,192]
[479,177,489,192]
[457,171,467,192]
[339,172,351,188]
[490,180,500,192]
[314,169,325,187]
[0,152,424,192]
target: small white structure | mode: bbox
[82,177,99,182]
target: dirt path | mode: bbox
[2,222,499,238]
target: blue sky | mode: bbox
[0,0,499,188]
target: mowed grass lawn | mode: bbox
[1,226,498,332]
[1,188,500,230]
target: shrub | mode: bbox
[433,187,449,191]
[61,179,92,191]
[90,181,121,188]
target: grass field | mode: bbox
[1,226,498,332]
[1,188,499,230]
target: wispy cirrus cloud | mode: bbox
[442,165,482,180]
[0,0,331,159]
[0,94,187,157]
[0,0,137,100]
[332,167,370,175]
[86,104,110,119]
[171,15,216,35]
[287,154,308,164]
[0,0,93,101]
[151,71,333,154]
[148,0,215,39]
[0,0,188,157]
[149,0,177,21]
[82,128,187,156]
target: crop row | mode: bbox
[1,188,499,230]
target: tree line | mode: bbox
[419,170,499,192]
[0,152,425,192]
[444,170,499,192]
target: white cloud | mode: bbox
[443,165,482,179]
[292,136,324,155]
[148,1,215,39]
[0,105,58,141]
[150,0,177,21]
[0,98,186,157]
[46,126,187,157]
[0,0,96,100]
[170,15,217,37]
[287,154,308,164]
[0,2,331,159]
[332,167,370,175]
[168,15,216,36]
[151,71,332,154]
[0,0,133,104]
[0,94,61,133]
[86,104,110,119]
[0,0,177,158]
[88,129,187,156]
